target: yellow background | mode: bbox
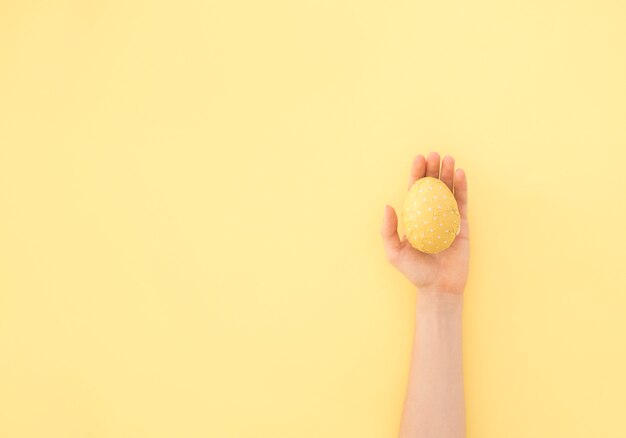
[1,1,625,437]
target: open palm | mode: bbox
[381,152,470,295]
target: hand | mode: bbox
[381,152,470,295]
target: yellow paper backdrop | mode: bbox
[1,1,625,437]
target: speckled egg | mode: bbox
[403,177,460,254]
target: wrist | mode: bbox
[416,287,464,315]
[418,284,465,296]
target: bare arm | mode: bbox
[381,152,469,438]
[399,290,464,438]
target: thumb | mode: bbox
[380,205,402,263]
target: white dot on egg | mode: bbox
[422,198,426,201]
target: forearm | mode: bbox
[399,289,465,438]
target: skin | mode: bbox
[381,152,469,438]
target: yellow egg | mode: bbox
[403,177,460,254]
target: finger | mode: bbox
[407,154,426,190]
[440,155,455,191]
[453,168,469,239]
[425,151,441,178]
[380,204,402,264]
